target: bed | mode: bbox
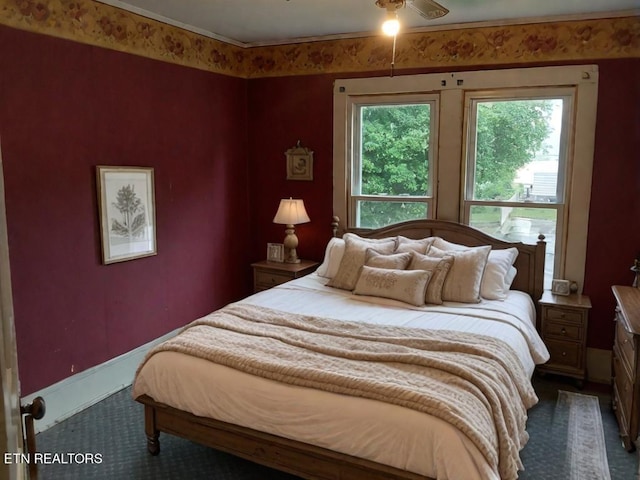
[133,218,549,480]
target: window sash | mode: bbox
[349,94,438,227]
[463,89,574,206]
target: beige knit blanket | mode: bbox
[139,303,538,480]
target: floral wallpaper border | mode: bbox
[1,1,638,78]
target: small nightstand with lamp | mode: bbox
[251,198,318,293]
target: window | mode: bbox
[334,66,597,289]
[463,92,574,286]
[350,95,438,228]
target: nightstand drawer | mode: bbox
[545,339,581,368]
[543,322,583,341]
[255,270,292,288]
[615,318,636,374]
[545,307,583,325]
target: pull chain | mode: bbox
[390,34,397,77]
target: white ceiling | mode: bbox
[98,0,640,47]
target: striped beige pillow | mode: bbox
[428,245,491,303]
[365,249,412,270]
[327,233,396,291]
[408,252,454,305]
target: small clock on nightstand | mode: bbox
[538,290,592,386]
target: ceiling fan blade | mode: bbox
[407,0,449,20]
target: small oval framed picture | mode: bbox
[551,279,571,296]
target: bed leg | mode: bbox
[144,404,160,456]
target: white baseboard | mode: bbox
[21,327,181,434]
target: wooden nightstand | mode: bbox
[251,260,319,293]
[538,290,592,385]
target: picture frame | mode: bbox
[267,243,284,263]
[551,279,571,296]
[285,141,313,181]
[96,166,157,264]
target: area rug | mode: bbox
[557,390,611,480]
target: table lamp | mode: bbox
[273,198,310,263]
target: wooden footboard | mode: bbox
[137,394,433,480]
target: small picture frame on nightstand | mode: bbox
[267,243,284,263]
[551,279,571,296]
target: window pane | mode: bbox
[468,205,556,288]
[357,201,428,229]
[358,104,430,196]
[471,99,564,203]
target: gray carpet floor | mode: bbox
[35,374,638,479]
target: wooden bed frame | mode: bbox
[137,218,546,480]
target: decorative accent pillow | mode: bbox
[327,233,396,291]
[395,236,436,254]
[428,245,491,303]
[481,248,519,300]
[408,252,454,305]
[365,249,412,270]
[316,238,346,279]
[353,266,432,307]
[431,237,469,251]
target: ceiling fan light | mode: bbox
[382,11,400,36]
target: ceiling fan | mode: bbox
[375,0,449,74]
[375,0,449,21]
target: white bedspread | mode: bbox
[133,273,549,480]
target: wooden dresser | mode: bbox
[251,260,319,293]
[612,285,640,451]
[538,291,591,386]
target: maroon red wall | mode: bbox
[247,59,640,352]
[1,23,637,395]
[0,26,251,395]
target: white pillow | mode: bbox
[428,245,491,303]
[316,238,345,279]
[481,248,519,300]
[505,266,517,289]
[354,266,432,307]
[327,234,396,291]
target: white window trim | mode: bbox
[333,65,598,291]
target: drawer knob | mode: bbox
[562,351,567,357]
[561,328,567,335]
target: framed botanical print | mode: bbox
[96,166,157,264]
